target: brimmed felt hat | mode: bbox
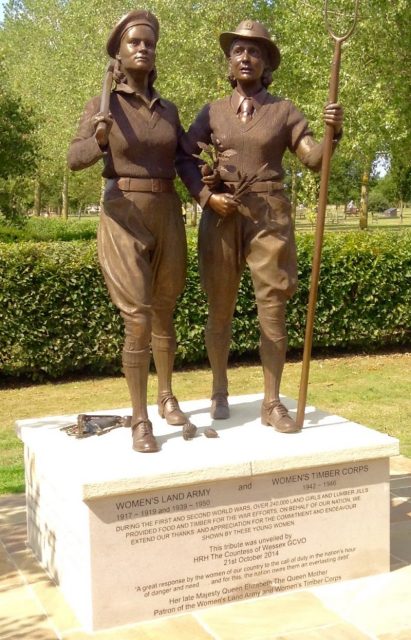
[219,19,281,71]
[106,10,160,57]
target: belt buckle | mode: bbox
[119,178,130,191]
[118,178,131,191]
[151,178,161,193]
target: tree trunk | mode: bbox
[359,168,370,230]
[191,198,198,227]
[33,176,41,217]
[290,166,297,228]
[399,198,404,221]
[62,168,69,220]
[99,176,105,212]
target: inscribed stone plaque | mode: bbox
[88,457,389,628]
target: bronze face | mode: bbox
[220,20,281,71]
[229,38,266,86]
[117,24,156,77]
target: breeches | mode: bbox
[198,191,297,336]
[98,189,187,350]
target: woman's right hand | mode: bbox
[92,111,113,149]
[208,193,239,217]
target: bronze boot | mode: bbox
[158,394,186,425]
[122,345,153,446]
[132,420,159,453]
[258,304,299,432]
[205,325,231,420]
[210,393,230,420]
[152,334,187,426]
[261,400,300,433]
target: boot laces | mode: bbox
[134,420,152,436]
[163,395,179,411]
[267,401,289,417]
[212,392,228,403]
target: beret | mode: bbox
[106,10,159,57]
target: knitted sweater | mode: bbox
[67,84,184,181]
[179,88,318,208]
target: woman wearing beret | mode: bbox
[68,11,189,453]
[180,20,343,433]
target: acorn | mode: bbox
[204,427,219,438]
[183,420,197,440]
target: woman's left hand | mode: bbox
[323,103,343,136]
[202,171,222,190]
[200,163,222,190]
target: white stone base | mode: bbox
[17,394,399,631]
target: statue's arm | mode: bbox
[176,105,215,209]
[67,97,107,171]
[295,103,343,172]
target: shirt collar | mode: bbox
[231,87,268,114]
[114,82,163,109]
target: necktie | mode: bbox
[239,98,254,123]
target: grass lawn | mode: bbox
[35,206,411,236]
[1,350,410,495]
[184,207,411,234]
[294,206,411,232]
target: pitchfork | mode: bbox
[296,0,360,428]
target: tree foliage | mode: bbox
[0,89,36,180]
[0,0,409,213]
[0,55,37,221]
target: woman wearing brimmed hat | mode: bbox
[68,11,190,453]
[180,19,343,433]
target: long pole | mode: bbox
[95,60,115,147]
[296,0,359,428]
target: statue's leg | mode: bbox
[257,306,298,433]
[257,303,287,404]
[199,209,244,419]
[245,200,299,433]
[151,333,186,425]
[205,322,232,419]
[151,191,187,425]
[97,199,159,452]
[121,329,150,420]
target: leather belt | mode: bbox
[107,177,175,193]
[223,180,284,193]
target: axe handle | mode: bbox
[95,60,115,146]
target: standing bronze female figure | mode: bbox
[68,11,188,453]
[181,20,343,433]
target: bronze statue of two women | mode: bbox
[68,11,343,453]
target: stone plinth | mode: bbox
[16,394,399,631]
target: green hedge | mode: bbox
[0,218,99,243]
[0,231,410,380]
[0,242,123,380]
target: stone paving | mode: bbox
[0,455,410,640]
